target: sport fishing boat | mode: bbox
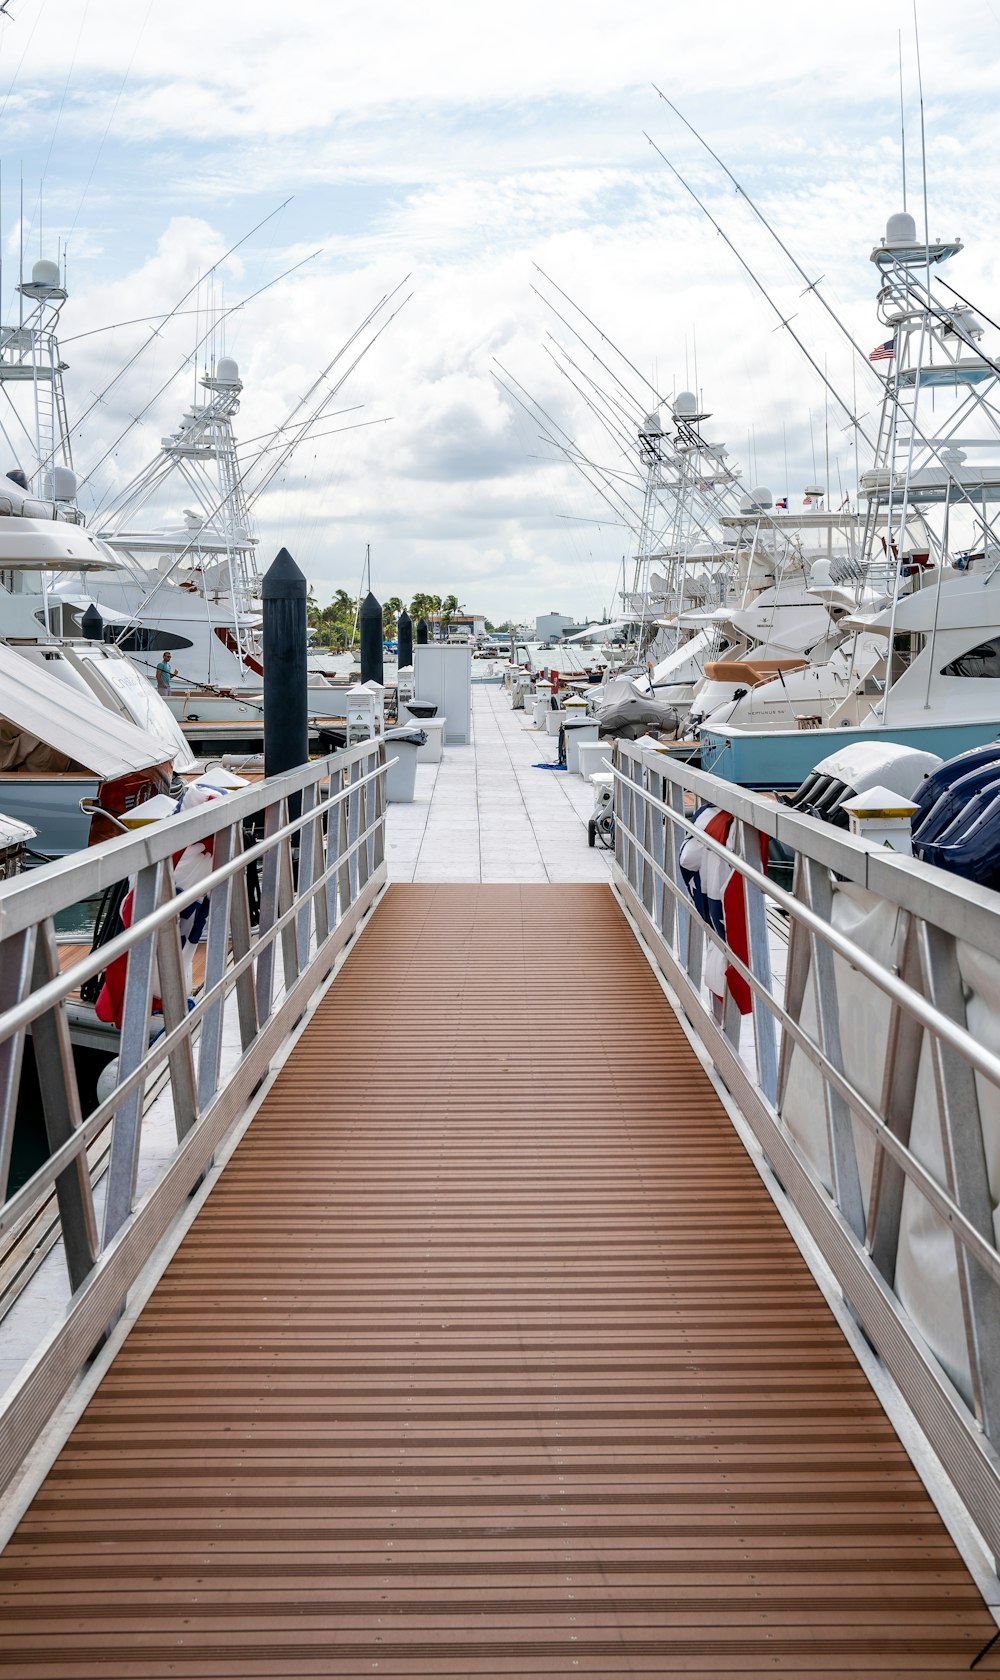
[0,635,174,855]
[699,210,1000,786]
[684,487,885,734]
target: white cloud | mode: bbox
[0,0,996,621]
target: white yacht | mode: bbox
[699,211,1000,785]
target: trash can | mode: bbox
[402,699,437,720]
[383,726,427,802]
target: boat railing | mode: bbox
[612,737,1000,1566]
[0,738,388,1505]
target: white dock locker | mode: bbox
[413,644,472,743]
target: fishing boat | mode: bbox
[0,636,173,854]
[699,210,1000,785]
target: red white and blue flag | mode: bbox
[775,496,788,509]
[869,339,896,362]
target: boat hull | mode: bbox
[699,719,1000,789]
[0,774,99,856]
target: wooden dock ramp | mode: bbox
[1,883,997,1677]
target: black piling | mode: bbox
[416,617,429,645]
[81,603,104,642]
[397,608,413,669]
[263,548,308,814]
[359,591,383,685]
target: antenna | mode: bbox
[898,30,908,214]
[913,2,931,293]
[824,358,831,505]
[17,170,22,328]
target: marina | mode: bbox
[1,2,1000,1674]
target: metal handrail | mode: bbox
[0,738,389,1507]
[611,736,1000,1562]
[615,812,1000,1289]
[614,765,1000,1098]
[0,802,386,1240]
[0,755,390,1042]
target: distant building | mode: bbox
[535,611,575,642]
[535,612,593,643]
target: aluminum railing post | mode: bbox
[196,823,237,1112]
[737,819,778,1106]
[151,858,200,1143]
[31,920,99,1290]
[295,782,320,970]
[645,763,667,933]
[800,857,866,1241]
[229,824,261,1052]
[254,798,285,1025]
[0,927,35,1196]
[102,863,161,1248]
[917,920,1000,1440]
[866,925,923,1288]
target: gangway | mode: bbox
[0,723,999,1675]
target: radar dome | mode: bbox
[46,466,77,502]
[750,486,773,508]
[885,212,917,247]
[30,258,60,289]
[215,357,240,385]
[739,494,753,513]
[673,391,699,418]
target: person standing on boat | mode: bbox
[155,653,176,694]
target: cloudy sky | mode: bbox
[1,0,999,626]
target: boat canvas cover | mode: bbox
[0,640,170,777]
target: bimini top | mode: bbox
[0,639,171,777]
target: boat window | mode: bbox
[941,635,1000,678]
[116,628,193,653]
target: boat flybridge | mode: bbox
[685,488,886,733]
[0,469,197,853]
[0,254,393,728]
[62,357,352,724]
[629,393,879,723]
[620,391,741,702]
[699,210,1000,786]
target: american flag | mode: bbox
[869,339,896,362]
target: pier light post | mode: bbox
[263,547,308,815]
[359,591,383,685]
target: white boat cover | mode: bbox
[0,639,170,777]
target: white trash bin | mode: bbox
[383,728,426,802]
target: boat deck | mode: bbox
[1,882,997,1677]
